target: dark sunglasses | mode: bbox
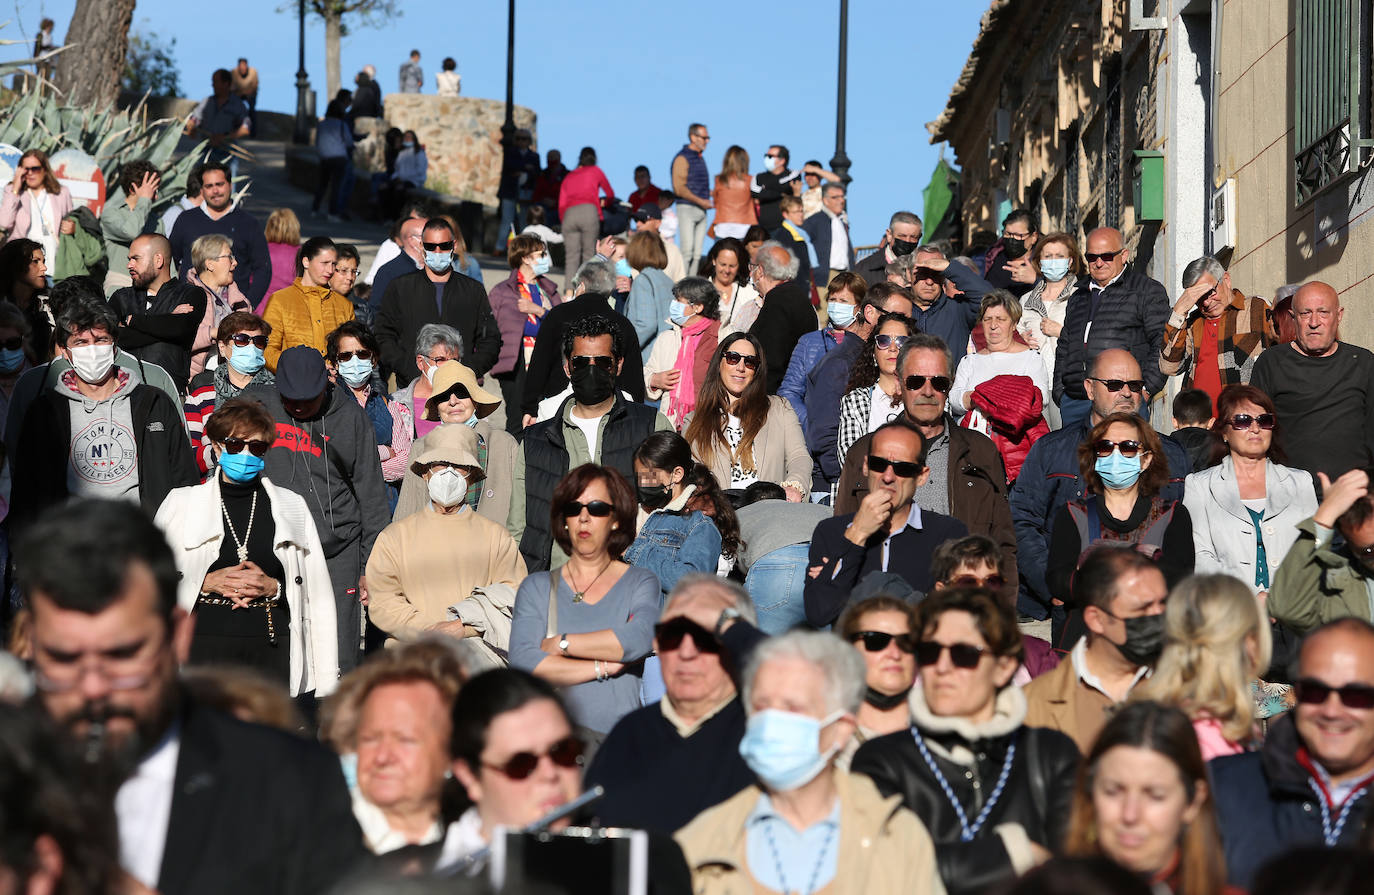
[1228,413,1276,430]
[569,354,615,371]
[1085,249,1124,263]
[948,574,1007,589]
[19,165,42,173]
[229,333,269,349]
[875,333,909,350]
[867,455,923,478]
[915,641,988,669]
[0,337,22,351]
[905,374,952,393]
[849,631,917,653]
[222,437,271,457]
[335,349,373,362]
[721,350,760,370]
[422,240,454,252]
[482,735,584,779]
[1089,377,1146,394]
[1094,439,1145,458]
[1295,678,1374,710]
[560,499,613,518]
[654,617,721,653]
[913,267,945,283]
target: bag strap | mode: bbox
[545,570,559,640]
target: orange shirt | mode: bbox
[712,176,757,226]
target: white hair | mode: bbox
[742,630,865,716]
[663,574,757,625]
[756,240,800,281]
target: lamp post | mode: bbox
[501,0,516,145]
[829,0,852,185]
[292,0,312,144]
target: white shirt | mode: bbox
[25,189,58,263]
[568,409,606,460]
[364,239,403,285]
[1069,637,1150,701]
[116,727,182,888]
[433,807,489,875]
[825,209,849,269]
[352,790,445,855]
[949,349,1052,417]
[866,384,901,434]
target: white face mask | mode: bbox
[69,344,115,384]
[427,467,468,508]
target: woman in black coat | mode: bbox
[851,587,1080,895]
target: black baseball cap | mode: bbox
[276,346,329,400]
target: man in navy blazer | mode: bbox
[802,183,856,292]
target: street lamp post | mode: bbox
[501,0,516,145]
[292,0,312,144]
[829,0,852,185]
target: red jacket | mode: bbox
[962,374,1049,484]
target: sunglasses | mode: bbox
[654,617,721,653]
[875,333,909,350]
[336,349,373,362]
[561,499,613,518]
[0,337,22,351]
[915,641,988,669]
[867,455,923,478]
[1089,377,1146,394]
[1295,679,1374,710]
[721,350,761,370]
[482,735,585,779]
[948,574,1007,589]
[905,374,952,393]
[1094,439,1145,458]
[569,355,615,371]
[849,631,917,653]
[1228,413,1276,430]
[19,165,42,174]
[222,437,271,457]
[1085,250,1124,263]
[422,240,454,252]
[913,267,945,283]
[229,333,269,349]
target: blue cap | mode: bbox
[275,346,329,400]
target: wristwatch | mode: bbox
[558,633,570,655]
[713,608,741,637]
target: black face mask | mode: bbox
[890,238,920,257]
[864,686,910,711]
[570,363,615,406]
[1114,613,1165,667]
[637,483,672,510]
[1002,236,1028,260]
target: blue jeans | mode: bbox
[496,198,524,251]
[677,202,707,276]
[745,544,811,635]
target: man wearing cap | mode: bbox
[392,362,518,526]
[366,423,527,653]
[633,204,685,282]
[246,346,391,672]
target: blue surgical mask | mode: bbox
[338,357,373,387]
[339,752,358,790]
[402,141,415,150]
[668,300,691,326]
[424,251,453,274]
[614,259,633,279]
[532,253,552,276]
[826,301,856,329]
[738,709,844,792]
[228,344,265,375]
[1040,258,1072,282]
[1095,450,1143,490]
[462,415,479,429]
[218,450,265,483]
[0,347,24,373]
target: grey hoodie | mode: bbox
[57,366,142,503]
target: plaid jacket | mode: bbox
[1158,288,1277,387]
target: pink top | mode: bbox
[558,165,614,219]
[261,242,300,312]
[1192,716,1245,761]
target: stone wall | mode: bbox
[378,94,536,207]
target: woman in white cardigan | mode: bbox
[155,398,339,698]
[1182,384,1316,598]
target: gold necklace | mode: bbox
[566,559,613,603]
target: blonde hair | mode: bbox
[1133,574,1271,744]
[318,638,467,753]
[264,208,302,246]
[718,145,750,185]
[191,233,234,274]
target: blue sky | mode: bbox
[6,0,986,243]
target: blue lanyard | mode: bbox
[1309,778,1367,846]
[911,725,1018,841]
[761,817,835,895]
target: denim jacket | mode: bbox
[624,508,722,601]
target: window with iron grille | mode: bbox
[1294,0,1373,204]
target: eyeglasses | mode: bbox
[0,337,22,351]
[32,634,164,693]
[1085,250,1124,263]
[482,736,585,779]
[848,631,917,653]
[422,241,454,252]
[560,499,613,518]
[334,267,359,280]
[1295,678,1374,710]
[211,253,234,263]
[1093,439,1145,459]
[1003,230,1031,240]
[721,350,760,370]
[335,349,373,362]
[223,437,271,457]
[1089,377,1146,394]
[904,374,951,393]
[874,334,908,350]
[19,165,43,174]
[570,355,615,371]
[654,617,721,654]
[913,267,945,283]
[915,641,988,668]
[948,573,1007,589]
[425,354,454,366]
[228,333,268,349]
[1228,413,1276,430]
[867,455,923,478]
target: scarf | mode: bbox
[517,272,546,364]
[666,317,716,428]
[360,382,395,447]
[212,362,275,409]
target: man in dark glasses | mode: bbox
[805,420,968,627]
[834,334,1018,603]
[904,245,992,370]
[1052,226,1171,432]
[585,575,757,835]
[1211,618,1374,888]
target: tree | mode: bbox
[53,0,136,108]
[122,29,180,98]
[309,0,400,101]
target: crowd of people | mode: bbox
[2,116,1374,895]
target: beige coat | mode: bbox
[684,395,811,489]
[675,772,945,895]
[392,418,518,526]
